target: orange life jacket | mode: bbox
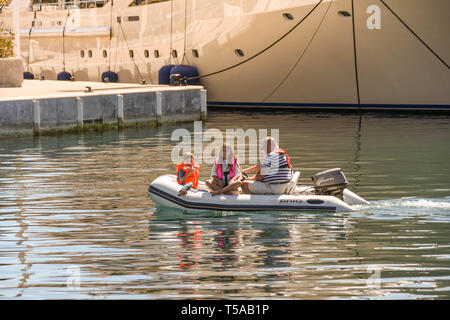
[176,163,200,189]
[275,149,292,169]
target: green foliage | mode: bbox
[0,28,15,58]
[0,0,12,7]
[0,0,15,58]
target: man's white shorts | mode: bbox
[247,181,289,194]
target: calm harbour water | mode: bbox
[0,110,449,299]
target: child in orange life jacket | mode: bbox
[176,152,200,196]
[206,143,242,196]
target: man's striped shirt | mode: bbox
[260,151,292,183]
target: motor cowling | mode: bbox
[312,168,349,200]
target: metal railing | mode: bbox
[31,0,108,10]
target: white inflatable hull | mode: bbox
[148,175,368,213]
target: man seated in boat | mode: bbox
[176,152,200,196]
[240,136,293,195]
[206,143,243,196]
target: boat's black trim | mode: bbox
[148,185,337,212]
[207,101,450,110]
[351,0,361,107]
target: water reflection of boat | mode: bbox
[148,174,369,213]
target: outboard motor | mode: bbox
[312,168,349,200]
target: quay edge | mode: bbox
[0,80,207,137]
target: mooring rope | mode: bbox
[108,0,113,71]
[181,0,189,65]
[118,21,145,83]
[62,10,70,72]
[378,0,449,69]
[351,0,361,108]
[188,0,324,81]
[263,0,332,102]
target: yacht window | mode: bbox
[129,0,170,7]
[338,11,351,17]
[282,13,294,20]
[235,49,244,57]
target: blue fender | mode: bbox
[170,65,199,85]
[101,71,119,83]
[23,72,35,80]
[57,71,72,81]
[158,64,175,85]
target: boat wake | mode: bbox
[351,197,450,218]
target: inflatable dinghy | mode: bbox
[148,169,369,213]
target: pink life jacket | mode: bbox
[215,158,236,180]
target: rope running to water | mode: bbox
[118,21,145,83]
[263,0,333,102]
[188,0,324,81]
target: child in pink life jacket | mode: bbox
[206,143,242,196]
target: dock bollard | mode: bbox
[32,99,40,136]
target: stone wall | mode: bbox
[0,88,207,136]
[0,58,23,87]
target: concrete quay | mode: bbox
[0,80,207,137]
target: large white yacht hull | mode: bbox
[2,0,449,110]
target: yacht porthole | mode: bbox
[129,50,134,58]
[144,50,149,58]
[282,13,294,20]
[80,50,84,58]
[235,49,245,57]
[192,49,199,58]
[154,50,160,58]
[338,11,351,17]
[171,50,178,58]
[88,50,92,58]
